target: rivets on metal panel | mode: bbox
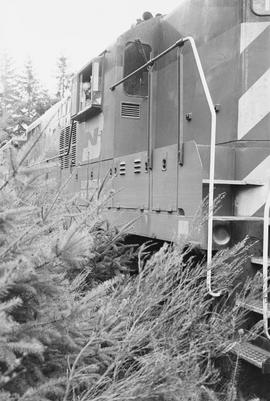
[214,104,221,113]
[178,208,185,216]
[162,158,167,171]
[145,161,148,172]
[185,112,192,121]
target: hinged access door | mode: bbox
[151,47,181,212]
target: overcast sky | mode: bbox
[0,0,181,93]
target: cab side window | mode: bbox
[123,41,151,97]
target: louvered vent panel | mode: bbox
[134,159,141,174]
[64,126,70,169]
[119,161,126,176]
[59,128,65,169]
[71,122,77,167]
[121,102,140,119]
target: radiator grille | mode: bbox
[59,128,65,169]
[59,122,77,169]
[121,102,140,119]
[59,126,70,169]
[64,126,70,169]
[71,122,77,167]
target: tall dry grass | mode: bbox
[0,145,264,401]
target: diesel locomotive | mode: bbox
[23,0,270,372]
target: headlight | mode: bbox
[213,224,231,246]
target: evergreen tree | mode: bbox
[13,59,55,136]
[19,58,39,118]
[0,53,20,141]
[0,55,57,141]
[56,55,72,99]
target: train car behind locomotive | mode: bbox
[23,0,270,372]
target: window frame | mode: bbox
[251,0,270,16]
[123,40,152,97]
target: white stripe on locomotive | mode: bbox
[238,68,270,140]
[240,22,270,53]
[235,156,270,216]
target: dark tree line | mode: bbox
[0,54,72,144]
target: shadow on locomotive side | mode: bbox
[20,0,270,377]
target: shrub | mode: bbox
[0,148,262,401]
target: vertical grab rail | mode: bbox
[263,185,270,339]
[182,37,221,297]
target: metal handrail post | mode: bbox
[182,37,221,297]
[263,184,270,339]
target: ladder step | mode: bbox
[237,299,270,317]
[251,256,270,266]
[231,342,270,372]
[212,216,267,222]
[203,179,264,186]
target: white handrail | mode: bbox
[182,37,221,297]
[263,184,270,339]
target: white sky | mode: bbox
[0,0,181,94]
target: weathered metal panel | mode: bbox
[105,208,202,245]
[101,47,116,160]
[234,146,270,216]
[198,145,235,180]
[76,114,103,165]
[154,49,178,149]
[152,144,178,211]
[178,141,203,217]
[113,18,160,158]
[76,159,113,200]
[160,0,241,146]
[71,76,79,117]
[112,151,149,209]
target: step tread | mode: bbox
[231,342,270,368]
[212,216,267,222]
[203,179,264,186]
[237,299,270,316]
[251,256,270,266]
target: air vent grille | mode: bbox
[119,161,126,176]
[59,122,77,169]
[121,102,140,119]
[71,122,77,167]
[134,159,141,174]
[64,126,70,169]
[59,129,65,169]
[59,125,70,169]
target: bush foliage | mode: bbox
[0,149,264,401]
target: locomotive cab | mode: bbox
[71,56,104,122]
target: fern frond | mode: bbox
[7,338,44,356]
[0,297,22,313]
[22,377,66,399]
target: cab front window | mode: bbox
[252,0,270,15]
[123,41,151,97]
